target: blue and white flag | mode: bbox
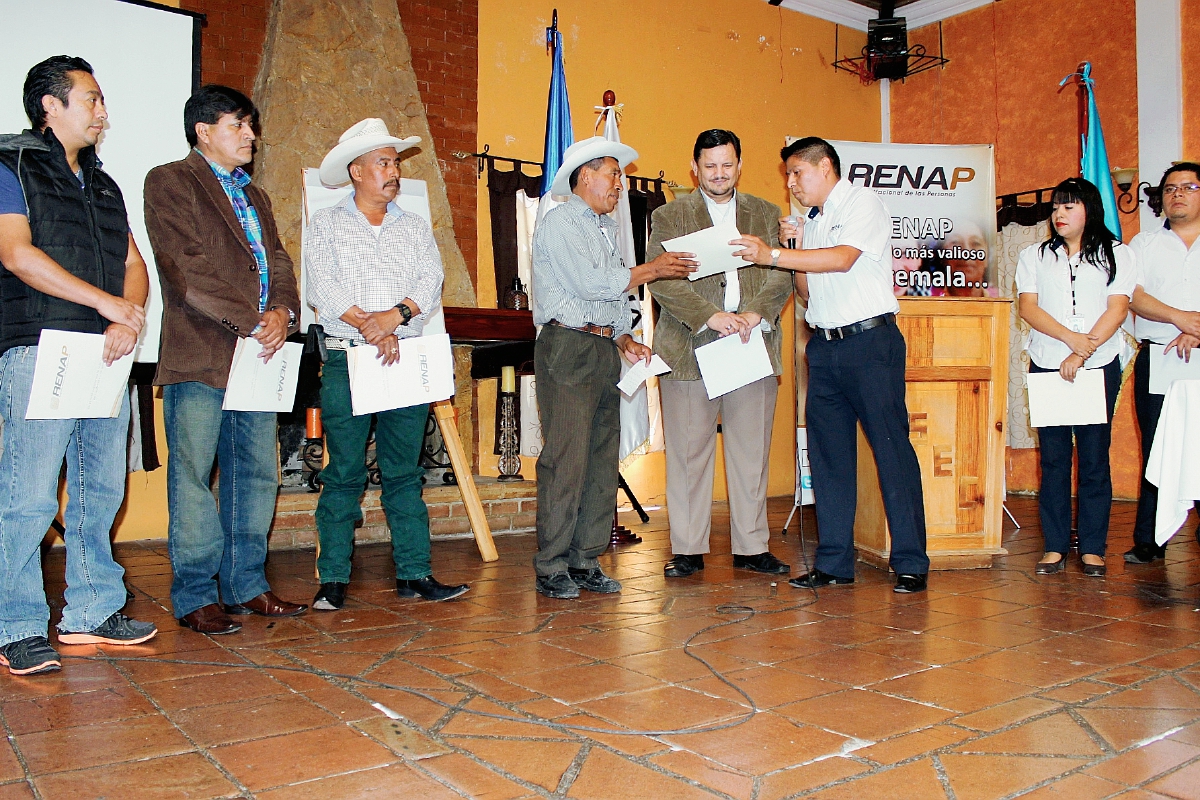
[1061,62,1121,238]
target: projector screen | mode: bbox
[0,0,200,361]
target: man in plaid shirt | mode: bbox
[305,118,468,609]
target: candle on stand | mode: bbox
[501,366,516,393]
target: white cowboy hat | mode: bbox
[318,118,421,187]
[550,136,638,197]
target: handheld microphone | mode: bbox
[784,215,799,249]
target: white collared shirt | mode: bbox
[1015,241,1136,370]
[701,189,737,228]
[1131,222,1200,343]
[803,179,898,328]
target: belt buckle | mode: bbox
[828,327,844,341]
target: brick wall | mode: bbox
[396,0,480,284]
[179,0,479,283]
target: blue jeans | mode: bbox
[0,346,129,644]
[163,382,275,618]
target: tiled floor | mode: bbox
[4,494,1200,799]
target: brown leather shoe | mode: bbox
[178,604,242,635]
[224,591,308,617]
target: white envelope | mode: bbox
[1149,345,1200,395]
[694,327,774,400]
[1027,369,1107,428]
[25,330,134,420]
[222,339,304,412]
[617,354,672,396]
[660,222,747,281]
[346,333,455,416]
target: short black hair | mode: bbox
[23,55,94,130]
[693,129,741,162]
[1161,162,1200,188]
[183,85,258,147]
[568,156,611,191]
[780,136,841,178]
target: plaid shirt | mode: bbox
[305,193,443,341]
[199,150,269,314]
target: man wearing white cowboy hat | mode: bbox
[305,117,468,608]
[531,136,698,599]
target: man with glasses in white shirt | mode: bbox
[1125,162,1200,564]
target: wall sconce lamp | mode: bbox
[1111,166,1154,215]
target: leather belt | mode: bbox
[815,312,895,341]
[324,337,365,351]
[548,319,615,339]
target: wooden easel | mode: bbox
[433,399,499,562]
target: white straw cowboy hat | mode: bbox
[550,136,638,197]
[318,118,421,188]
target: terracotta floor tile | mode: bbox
[576,684,746,734]
[875,666,1034,713]
[1015,633,1169,667]
[933,619,1056,648]
[254,763,464,799]
[170,693,339,747]
[849,604,968,632]
[548,629,674,660]
[15,713,193,775]
[566,747,715,800]
[684,664,839,709]
[921,596,1027,619]
[1,684,155,735]
[688,628,822,664]
[988,606,1110,633]
[31,753,238,799]
[1075,707,1200,751]
[757,756,871,800]
[776,688,953,740]
[1169,721,1200,747]
[1014,773,1127,800]
[1090,621,1200,651]
[357,686,461,729]
[211,724,397,791]
[853,632,998,665]
[856,725,974,765]
[1139,649,1200,671]
[1039,680,1114,703]
[940,754,1088,800]
[807,758,948,799]
[516,697,576,719]
[448,641,593,675]
[1145,759,1200,799]
[553,713,671,757]
[776,646,928,686]
[953,649,1105,688]
[503,662,661,703]
[0,783,34,800]
[448,739,580,792]
[1086,738,1200,786]
[360,657,464,692]
[438,696,572,739]
[649,749,753,798]
[140,667,288,711]
[954,697,1062,732]
[0,661,129,703]
[353,717,453,759]
[1097,665,1159,686]
[418,752,536,799]
[115,647,248,684]
[663,711,847,774]
[453,672,541,703]
[953,712,1104,757]
[1087,676,1200,711]
[609,646,755,682]
[0,741,22,784]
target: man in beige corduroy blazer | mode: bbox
[646,130,794,579]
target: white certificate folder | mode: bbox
[346,333,455,416]
[222,338,304,412]
[25,330,134,420]
[694,327,774,400]
[1149,345,1200,395]
[660,222,746,281]
[1026,369,1107,428]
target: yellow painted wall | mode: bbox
[476,0,880,503]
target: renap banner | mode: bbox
[830,140,997,298]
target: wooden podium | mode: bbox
[853,298,1010,570]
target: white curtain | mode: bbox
[515,189,543,457]
[997,220,1047,449]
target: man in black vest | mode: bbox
[0,56,158,676]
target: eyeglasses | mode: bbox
[1162,183,1200,196]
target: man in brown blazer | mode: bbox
[647,130,793,578]
[144,85,306,635]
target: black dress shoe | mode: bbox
[1035,554,1066,575]
[664,554,704,578]
[1123,542,1166,564]
[733,552,790,574]
[568,567,621,593]
[536,572,579,600]
[397,576,469,602]
[1081,557,1107,577]
[788,569,854,588]
[893,574,928,593]
[313,582,348,611]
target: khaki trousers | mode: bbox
[660,375,778,556]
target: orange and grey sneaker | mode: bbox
[57,612,157,646]
[0,636,62,675]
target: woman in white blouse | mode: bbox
[1016,178,1136,577]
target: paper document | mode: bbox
[346,333,455,416]
[617,354,671,396]
[25,330,134,420]
[1149,345,1200,395]
[222,339,303,412]
[1027,369,1107,428]
[694,327,773,400]
[660,222,746,281]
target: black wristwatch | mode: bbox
[396,302,413,326]
[269,305,296,327]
